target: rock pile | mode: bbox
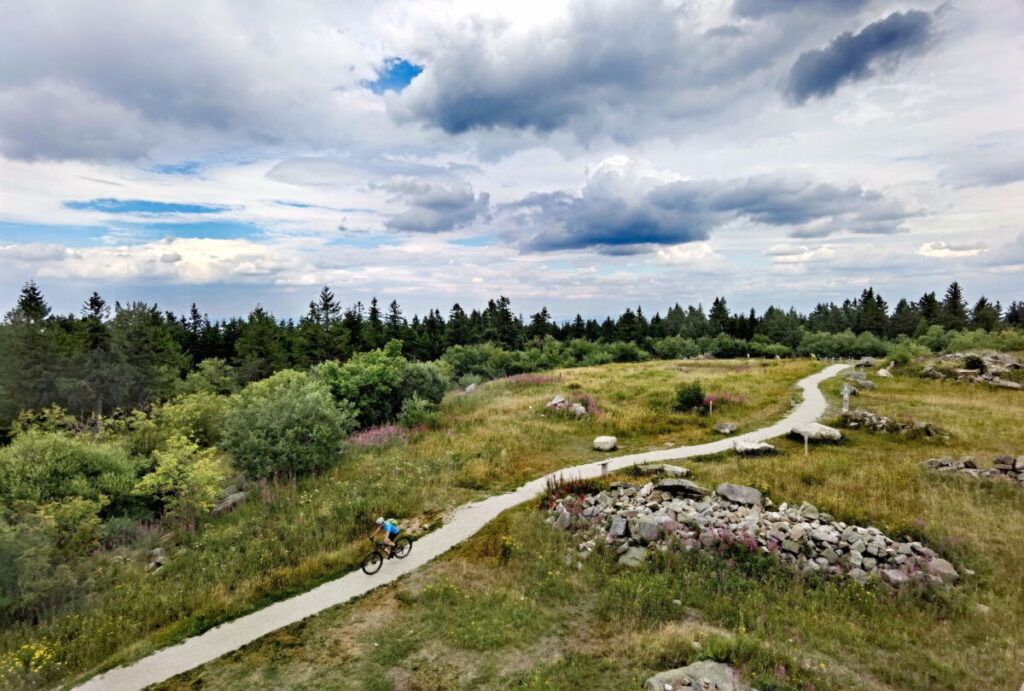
[839,409,940,437]
[545,395,589,417]
[922,454,1024,488]
[645,660,753,691]
[548,478,958,587]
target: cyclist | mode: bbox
[373,517,400,557]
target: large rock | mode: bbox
[734,440,776,456]
[791,422,843,442]
[593,435,618,451]
[644,660,753,691]
[855,357,876,368]
[655,478,710,497]
[927,557,959,583]
[714,422,737,434]
[715,483,763,507]
[618,546,647,568]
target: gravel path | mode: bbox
[74,363,847,691]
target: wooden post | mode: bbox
[804,433,809,456]
[600,461,609,476]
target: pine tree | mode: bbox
[970,296,1000,331]
[708,297,730,336]
[941,282,968,330]
[447,303,471,347]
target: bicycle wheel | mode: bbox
[361,550,384,575]
[392,536,413,559]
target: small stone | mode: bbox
[880,568,909,586]
[714,422,737,434]
[618,546,648,568]
[593,435,617,451]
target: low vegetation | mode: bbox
[149,364,1024,690]
[0,357,818,689]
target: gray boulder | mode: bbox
[791,422,843,442]
[734,440,776,456]
[927,557,959,583]
[644,660,753,691]
[715,483,763,507]
[655,478,710,497]
[618,546,648,568]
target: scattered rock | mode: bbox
[655,478,710,497]
[212,491,248,515]
[734,440,776,456]
[146,547,167,573]
[922,454,1024,489]
[644,660,754,691]
[855,357,876,368]
[790,422,843,442]
[877,368,893,378]
[919,352,1022,390]
[714,422,737,434]
[715,483,763,507]
[593,435,618,451]
[464,382,477,394]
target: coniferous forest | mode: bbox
[2,280,1022,436]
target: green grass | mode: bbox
[149,366,1024,690]
[0,358,821,689]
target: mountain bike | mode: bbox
[361,535,412,575]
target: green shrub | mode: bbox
[0,432,136,505]
[652,336,700,360]
[397,394,436,428]
[221,370,357,479]
[401,361,449,405]
[312,341,407,427]
[174,358,239,396]
[156,392,228,447]
[673,381,705,412]
[133,435,226,523]
[963,354,985,372]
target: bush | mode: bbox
[133,435,225,524]
[156,392,228,447]
[401,361,449,405]
[652,336,700,360]
[312,341,408,428]
[397,394,436,428]
[221,370,357,479]
[674,381,706,412]
[174,358,239,396]
[0,432,136,505]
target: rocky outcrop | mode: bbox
[548,479,958,587]
[920,352,1022,390]
[839,409,941,437]
[922,454,1024,488]
[645,660,753,691]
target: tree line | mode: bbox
[1,280,1021,432]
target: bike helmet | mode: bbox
[375,517,384,524]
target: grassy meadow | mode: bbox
[151,364,1024,690]
[2,358,821,689]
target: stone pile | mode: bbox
[839,409,940,437]
[922,454,1024,488]
[549,478,959,587]
[545,395,589,417]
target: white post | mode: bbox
[709,400,713,415]
[842,391,850,413]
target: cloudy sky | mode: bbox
[1,0,1022,320]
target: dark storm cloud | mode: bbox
[392,0,809,139]
[509,171,913,253]
[785,10,934,104]
[381,180,490,233]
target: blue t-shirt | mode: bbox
[382,520,400,536]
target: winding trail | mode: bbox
[75,363,847,691]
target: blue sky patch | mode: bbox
[449,235,495,247]
[65,198,227,214]
[127,220,262,240]
[153,161,201,175]
[0,221,110,247]
[365,58,423,94]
